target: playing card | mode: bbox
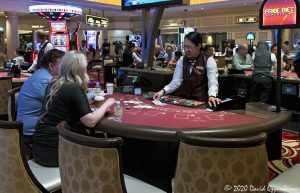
[152,100,167,106]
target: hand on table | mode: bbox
[208,96,222,108]
[153,90,164,100]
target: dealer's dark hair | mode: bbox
[38,49,65,69]
[185,32,203,47]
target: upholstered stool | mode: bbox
[268,164,300,193]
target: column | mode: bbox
[5,12,19,59]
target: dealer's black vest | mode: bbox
[37,41,49,69]
[175,53,208,101]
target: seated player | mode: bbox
[17,49,65,146]
[232,44,253,71]
[153,32,221,107]
[32,51,116,167]
[168,51,182,68]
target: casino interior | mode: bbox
[1,0,300,193]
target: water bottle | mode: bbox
[95,82,101,94]
[114,101,123,122]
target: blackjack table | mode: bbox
[95,92,291,192]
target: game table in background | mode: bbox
[0,71,28,88]
[96,92,291,192]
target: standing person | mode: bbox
[32,51,116,167]
[249,41,274,103]
[293,46,300,78]
[79,40,88,52]
[17,49,65,146]
[27,29,54,72]
[101,38,110,59]
[122,41,142,67]
[153,32,221,107]
[232,44,253,70]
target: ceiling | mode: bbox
[0,0,263,21]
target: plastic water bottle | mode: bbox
[114,101,123,122]
[95,82,101,94]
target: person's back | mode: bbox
[253,44,273,77]
[250,41,273,103]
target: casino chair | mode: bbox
[0,120,61,193]
[173,131,268,193]
[268,164,300,193]
[8,86,21,121]
[57,121,166,193]
[0,76,12,120]
[86,51,94,69]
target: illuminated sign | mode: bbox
[86,15,109,28]
[259,0,300,29]
[49,21,67,33]
[236,17,257,23]
[246,32,255,40]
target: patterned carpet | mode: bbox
[268,130,300,180]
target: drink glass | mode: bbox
[106,83,114,95]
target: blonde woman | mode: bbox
[32,51,115,167]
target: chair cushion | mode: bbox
[268,164,300,193]
[28,160,61,192]
[124,174,166,193]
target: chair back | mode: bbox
[58,121,127,193]
[8,87,21,121]
[86,52,94,62]
[0,76,12,117]
[0,120,47,193]
[174,132,268,193]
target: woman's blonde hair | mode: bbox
[44,51,89,113]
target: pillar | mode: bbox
[5,12,19,59]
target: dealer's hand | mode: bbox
[153,90,164,100]
[208,96,222,108]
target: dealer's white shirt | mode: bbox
[163,56,219,97]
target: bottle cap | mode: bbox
[116,101,120,104]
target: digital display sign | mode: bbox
[49,21,67,33]
[122,0,182,10]
[259,0,299,29]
